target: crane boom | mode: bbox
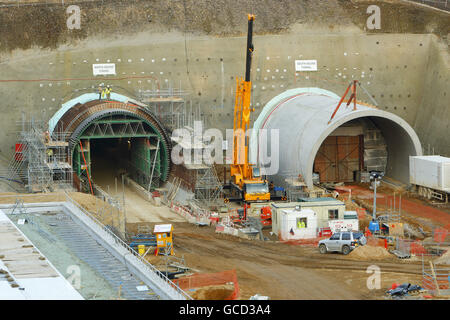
[230,14,270,202]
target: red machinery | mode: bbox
[260,206,272,227]
[230,205,272,228]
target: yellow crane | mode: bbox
[229,14,270,203]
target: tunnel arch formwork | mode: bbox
[51,95,172,190]
[249,88,422,189]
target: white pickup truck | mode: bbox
[318,231,367,255]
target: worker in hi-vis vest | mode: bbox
[46,148,54,163]
[98,84,103,100]
[297,220,305,229]
[105,85,111,99]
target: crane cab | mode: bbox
[243,180,270,202]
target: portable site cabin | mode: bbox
[154,224,174,255]
[276,208,318,240]
[271,198,345,232]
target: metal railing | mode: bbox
[422,256,450,296]
[0,192,193,299]
[396,237,450,257]
[62,191,193,300]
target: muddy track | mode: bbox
[174,227,423,275]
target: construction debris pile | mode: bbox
[346,245,393,261]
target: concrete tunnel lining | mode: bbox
[249,88,422,188]
[51,94,172,186]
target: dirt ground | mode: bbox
[1,0,448,54]
[0,178,443,300]
[339,182,450,231]
[127,220,423,300]
[90,155,185,224]
[124,180,449,300]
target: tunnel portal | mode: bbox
[51,95,171,192]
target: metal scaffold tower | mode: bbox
[137,82,189,131]
[5,116,74,193]
[137,82,208,131]
[169,122,223,207]
[194,165,223,207]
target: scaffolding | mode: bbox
[375,192,402,224]
[137,82,208,131]
[137,83,189,131]
[6,116,74,193]
[169,124,223,207]
[285,174,308,201]
[194,165,223,207]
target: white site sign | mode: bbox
[295,60,317,71]
[328,219,359,233]
[92,63,116,76]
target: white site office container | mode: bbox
[278,208,318,240]
[328,211,359,233]
[409,156,450,192]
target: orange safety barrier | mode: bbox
[410,241,426,255]
[209,217,220,224]
[356,208,367,220]
[366,236,385,247]
[279,235,327,246]
[173,269,240,300]
[433,228,448,243]
[14,143,24,161]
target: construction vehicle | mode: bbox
[260,206,272,228]
[228,14,270,203]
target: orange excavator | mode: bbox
[228,14,270,203]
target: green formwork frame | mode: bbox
[72,115,169,191]
[129,137,161,190]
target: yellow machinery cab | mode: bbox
[243,180,270,202]
[153,224,174,255]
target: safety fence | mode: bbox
[396,238,450,257]
[170,202,219,226]
[367,236,387,248]
[279,237,325,246]
[433,227,449,242]
[422,257,450,296]
[173,269,240,300]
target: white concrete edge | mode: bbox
[250,88,423,188]
[0,201,189,300]
[303,108,423,188]
[0,208,84,300]
[249,87,340,164]
[60,201,189,300]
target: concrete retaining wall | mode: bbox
[0,32,448,160]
